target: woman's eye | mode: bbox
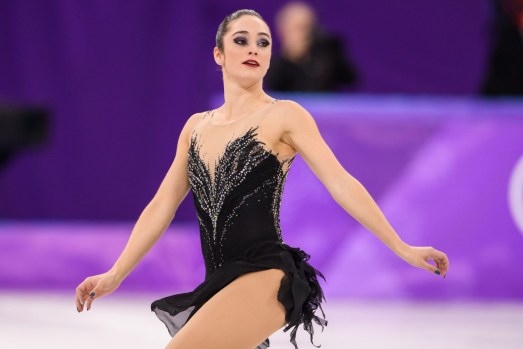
[233,37,247,45]
[258,40,271,47]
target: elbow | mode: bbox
[330,184,345,205]
[145,195,177,225]
[328,177,348,204]
[328,171,360,204]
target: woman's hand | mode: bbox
[75,272,122,312]
[397,245,449,277]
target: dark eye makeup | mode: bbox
[233,36,271,47]
[258,39,270,47]
[233,37,248,45]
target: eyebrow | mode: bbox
[232,30,271,39]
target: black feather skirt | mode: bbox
[151,240,328,349]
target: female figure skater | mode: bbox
[75,9,449,349]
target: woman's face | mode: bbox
[215,15,272,85]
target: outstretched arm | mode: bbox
[75,113,199,312]
[279,101,449,277]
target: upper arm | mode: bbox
[280,101,350,196]
[151,113,200,212]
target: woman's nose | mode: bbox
[249,44,258,55]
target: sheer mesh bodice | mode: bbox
[189,124,294,275]
[151,104,327,349]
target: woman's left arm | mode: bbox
[279,101,449,277]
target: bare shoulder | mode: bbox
[178,111,207,145]
[271,99,316,132]
[272,99,309,117]
[185,111,207,129]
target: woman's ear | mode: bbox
[213,47,223,66]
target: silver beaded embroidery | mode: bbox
[187,126,294,272]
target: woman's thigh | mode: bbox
[164,268,287,349]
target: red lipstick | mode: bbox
[242,59,259,67]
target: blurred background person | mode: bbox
[264,1,358,92]
[481,0,523,96]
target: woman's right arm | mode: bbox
[75,113,199,312]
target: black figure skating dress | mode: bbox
[151,104,327,349]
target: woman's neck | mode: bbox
[220,77,270,119]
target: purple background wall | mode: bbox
[1,1,522,301]
[0,0,492,220]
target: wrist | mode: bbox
[391,240,411,258]
[107,267,126,284]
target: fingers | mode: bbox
[75,282,90,312]
[427,248,449,278]
[75,277,96,313]
[84,289,97,311]
[420,259,440,275]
